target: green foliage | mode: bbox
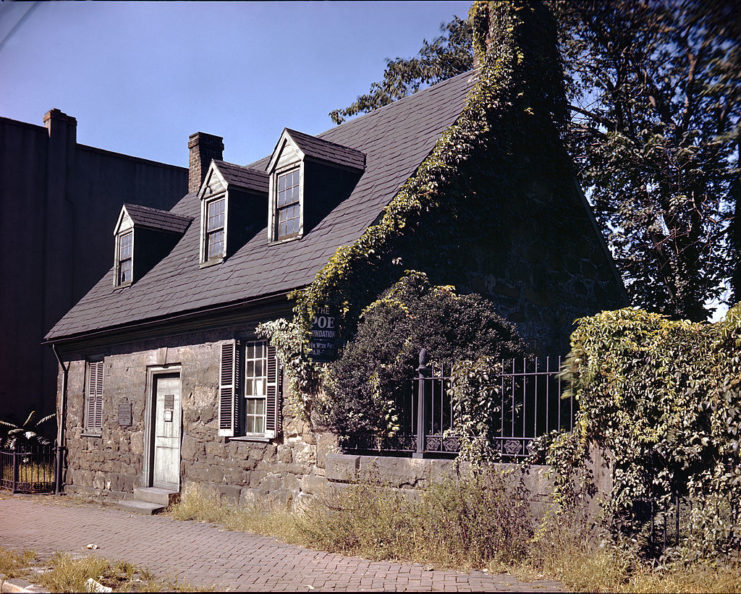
[0,410,55,451]
[548,304,741,558]
[448,357,507,464]
[294,0,567,339]
[256,318,323,422]
[320,271,528,442]
[329,16,473,125]
[550,0,740,320]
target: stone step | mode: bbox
[114,499,166,515]
[133,487,179,507]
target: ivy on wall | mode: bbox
[546,304,741,558]
[291,0,568,341]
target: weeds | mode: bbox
[0,547,201,592]
[170,472,741,593]
[169,483,301,543]
[0,547,36,578]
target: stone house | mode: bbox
[44,66,626,508]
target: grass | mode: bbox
[0,546,205,592]
[169,473,741,593]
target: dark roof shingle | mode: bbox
[283,129,366,171]
[46,70,477,341]
[212,161,268,193]
[123,204,192,234]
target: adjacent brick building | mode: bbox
[0,110,187,425]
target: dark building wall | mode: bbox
[0,111,187,425]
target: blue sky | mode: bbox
[0,1,469,167]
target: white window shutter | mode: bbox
[265,345,281,439]
[218,340,239,437]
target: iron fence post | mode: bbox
[413,349,430,459]
[11,451,18,494]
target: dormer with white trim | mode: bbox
[198,160,268,266]
[113,204,192,287]
[266,129,365,243]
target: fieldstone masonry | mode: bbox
[60,328,339,504]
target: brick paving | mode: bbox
[0,496,563,592]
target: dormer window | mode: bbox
[276,168,300,240]
[266,128,365,244]
[113,204,192,287]
[205,197,225,260]
[198,160,269,265]
[117,231,133,285]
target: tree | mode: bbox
[320,272,528,441]
[552,0,739,321]
[332,1,740,321]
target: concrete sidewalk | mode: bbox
[0,496,562,592]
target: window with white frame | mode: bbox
[244,341,268,435]
[276,168,300,240]
[218,339,281,439]
[204,197,225,260]
[117,231,133,285]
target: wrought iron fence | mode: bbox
[627,494,740,556]
[345,350,573,458]
[0,444,56,493]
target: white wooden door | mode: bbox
[152,374,180,490]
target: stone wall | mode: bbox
[323,453,557,521]
[60,327,338,504]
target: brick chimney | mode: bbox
[43,108,77,145]
[188,132,224,194]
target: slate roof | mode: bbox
[282,129,366,171]
[46,70,477,341]
[123,204,192,234]
[212,160,268,194]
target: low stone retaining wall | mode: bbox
[324,453,557,520]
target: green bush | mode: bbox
[548,304,741,559]
[319,271,528,442]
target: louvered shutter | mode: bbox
[86,361,103,431]
[93,361,103,429]
[218,340,239,437]
[265,345,281,439]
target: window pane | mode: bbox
[207,199,225,231]
[207,229,224,259]
[119,233,132,259]
[119,259,132,284]
[244,341,268,434]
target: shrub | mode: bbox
[319,271,528,441]
[548,304,741,559]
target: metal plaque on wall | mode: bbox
[118,401,132,427]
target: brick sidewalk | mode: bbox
[0,496,562,592]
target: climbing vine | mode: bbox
[256,318,323,422]
[291,0,567,341]
[546,304,741,559]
